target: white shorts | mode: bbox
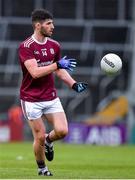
[21,97,64,120]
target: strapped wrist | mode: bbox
[56,62,60,69]
[72,82,77,90]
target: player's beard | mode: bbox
[40,26,51,37]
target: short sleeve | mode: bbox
[19,46,35,63]
[54,43,61,62]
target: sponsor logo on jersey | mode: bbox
[37,60,53,67]
[34,50,40,55]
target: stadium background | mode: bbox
[0,0,135,145]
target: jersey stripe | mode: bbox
[24,38,34,48]
[23,37,32,47]
[47,38,60,46]
[21,100,28,120]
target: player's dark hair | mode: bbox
[31,9,53,23]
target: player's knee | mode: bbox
[35,133,45,144]
[39,134,45,142]
[56,127,68,138]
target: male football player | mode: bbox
[19,9,87,176]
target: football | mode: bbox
[100,53,122,74]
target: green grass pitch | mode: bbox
[0,142,135,179]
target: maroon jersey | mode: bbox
[19,35,61,102]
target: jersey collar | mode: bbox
[31,35,47,45]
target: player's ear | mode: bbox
[35,22,41,29]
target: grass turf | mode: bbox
[0,142,135,179]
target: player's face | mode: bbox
[40,19,54,37]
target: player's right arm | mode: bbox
[19,45,56,78]
[24,59,58,79]
[24,56,77,79]
[19,45,76,79]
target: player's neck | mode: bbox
[33,32,46,43]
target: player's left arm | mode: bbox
[54,45,87,92]
[55,69,88,93]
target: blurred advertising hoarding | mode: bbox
[64,123,127,145]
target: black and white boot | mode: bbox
[38,166,53,176]
[45,141,54,161]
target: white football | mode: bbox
[100,53,122,74]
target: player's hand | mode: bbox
[72,82,88,93]
[57,56,77,71]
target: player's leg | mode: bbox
[44,112,68,161]
[42,97,68,161]
[45,112,68,141]
[43,97,68,142]
[27,118,52,176]
[21,100,52,176]
[28,118,45,162]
